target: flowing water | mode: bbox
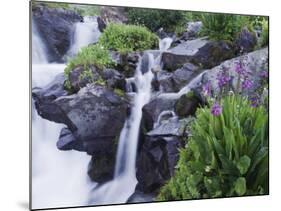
[31,19,96,210]
[89,38,173,205]
[68,16,101,56]
[32,14,173,208]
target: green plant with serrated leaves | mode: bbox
[157,94,268,201]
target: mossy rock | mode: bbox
[175,91,203,118]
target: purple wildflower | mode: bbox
[250,96,259,107]
[202,81,211,96]
[217,71,231,88]
[234,62,246,75]
[242,78,253,90]
[211,102,222,116]
[259,70,268,78]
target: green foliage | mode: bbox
[71,5,101,16]
[99,23,158,53]
[260,19,269,47]
[32,1,100,16]
[114,88,125,97]
[126,8,187,32]
[157,95,268,201]
[64,44,114,91]
[33,1,70,9]
[200,13,251,41]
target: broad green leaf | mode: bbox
[234,177,246,196]
[236,155,251,175]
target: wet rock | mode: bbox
[162,38,237,71]
[57,127,85,151]
[162,38,208,71]
[33,82,129,156]
[201,47,269,96]
[32,73,69,124]
[32,4,83,62]
[136,118,192,193]
[235,27,257,53]
[142,97,177,131]
[101,68,126,90]
[68,65,100,93]
[111,51,140,77]
[180,21,203,41]
[100,6,128,24]
[191,40,236,69]
[158,63,199,93]
[175,90,204,118]
[88,151,116,183]
[97,16,106,32]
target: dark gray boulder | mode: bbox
[136,118,192,193]
[142,97,177,131]
[100,6,128,24]
[162,37,208,71]
[111,51,140,77]
[33,80,129,156]
[201,47,269,96]
[158,63,199,93]
[68,65,100,93]
[162,38,237,71]
[97,16,106,32]
[190,40,236,69]
[174,90,204,118]
[88,151,116,183]
[32,4,83,62]
[32,73,69,125]
[235,27,257,53]
[180,21,203,41]
[57,127,85,151]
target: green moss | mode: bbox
[64,44,114,91]
[99,23,159,53]
[114,88,125,97]
[94,77,106,86]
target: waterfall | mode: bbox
[89,38,173,205]
[31,18,95,210]
[68,16,101,56]
[32,21,48,64]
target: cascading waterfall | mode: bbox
[32,21,48,64]
[31,19,94,209]
[89,38,173,205]
[68,16,101,56]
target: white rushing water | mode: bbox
[32,21,48,64]
[89,38,173,205]
[68,16,101,56]
[32,15,174,208]
[31,20,94,209]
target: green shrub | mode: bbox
[64,44,114,90]
[126,8,187,32]
[99,23,158,53]
[200,14,251,41]
[260,19,269,47]
[157,95,268,201]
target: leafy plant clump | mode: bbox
[260,19,269,47]
[99,23,159,53]
[157,94,268,201]
[126,8,188,33]
[64,44,114,91]
[200,13,251,41]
